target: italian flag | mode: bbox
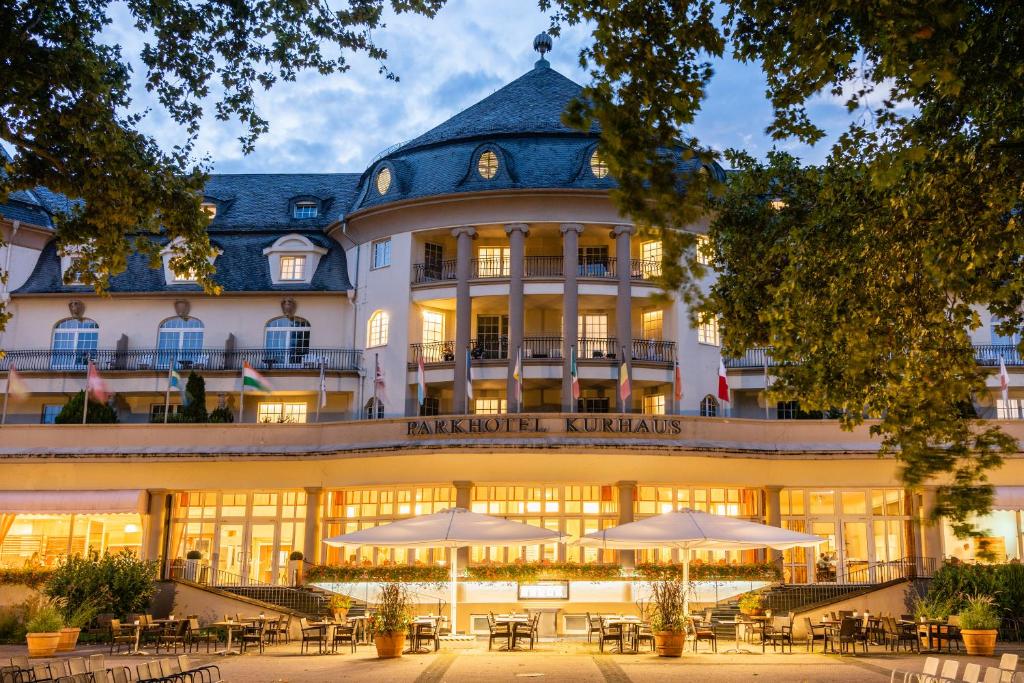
[570,346,580,400]
[242,361,273,393]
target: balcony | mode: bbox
[0,348,363,373]
[409,338,675,366]
[411,256,662,285]
[724,344,1023,369]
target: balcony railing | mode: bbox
[0,347,362,373]
[411,341,456,364]
[411,256,664,284]
[632,339,675,363]
[579,338,619,359]
[411,337,675,366]
[725,344,1024,369]
[523,336,562,359]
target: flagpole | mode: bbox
[238,374,245,423]
[82,365,89,425]
[1,377,10,426]
[764,355,770,420]
[373,353,379,410]
[316,362,324,423]
[164,365,172,424]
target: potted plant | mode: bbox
[185,550,203,582]
[328,593,352,621]
[958,594,1000,656]
[371,582,411,658]
[648,580,687,657]
[738,592,765,616]
[289,551,304,585]
[25,600,64,658]
[57,598,101,652]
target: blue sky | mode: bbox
[110,0,861,174]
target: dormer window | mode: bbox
[201,202,217,219]
[477,151,499,179]
[376,168,392,195]
[293,201,318,219]
[161,238,219,285]
[590,151,609,179]
[280,255,306,281]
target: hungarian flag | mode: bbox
[999,356,1010,404]
[674,360,683,402]
[6,365,29,400]
[86,360,109,403]
[618,357,631,403]
[242,361,272,393]
[416,355,426,407]
[512,346,523,404]
[717,358,730,402]
[570,346,580,400]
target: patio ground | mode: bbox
[3,641,1022,682]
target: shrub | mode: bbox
[958,594,1001,630]
[55,391,118,423]
[738,592,765,613]
[328,594,352,610]
[209,406,234,423]
[180,372,208,422]
[0,567,54,588]
[371,583,411,634]
[912,591,956,620]
[0,604,29,643]
[924,563,1024,619]
[45,550,158,618]
[648,580,687,633]
[25,601,64,634]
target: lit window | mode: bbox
[280,255,306,281]
[258,402,308,423]
[422,310,444,345]
[201,203,217,218]
[376,168,392,195]
[997,400,1021,419]
[697,315,720,346]
[590,151,609,179]
[368,310,389,347]
[642,310,663,339]
[265,316,311,364]
[157,317,204,369]
[643,394,665,415]
[364,397,384,420]
[477,247,510,277]
[641,240,662,263]
[700,395,718,417]
[474,399,507,415]
[770,199,787,210]
[477,151,499,179]
[372,239,391,269]
[695,234,713,266]
[293,202,318,219]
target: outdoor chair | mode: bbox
[111,667,131,683]
[762,616,793,653]
[239,620,267,654]
[109,618,136,654]
[87,654,105,672]
[332,622,359,654]
[889,656,939,683]
[177,655,222,683]
[299,617,328,655]
[804,617,827,652]
[66,658,87,676]
[836,617,867,655]
[635,623,656,653]
[272,614,292,644]
[964,663,984,683]
[985,668,1007,683]
[585,613,602,643]
[598,620,624,653]
[156,619,188,654]
[486,613,512,651]
[414,620,440,653]
[511,613,540,651]
[693,615,718,653]
[186,618,220,653]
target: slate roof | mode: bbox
[15,232,352,295]
[203,174,361,228]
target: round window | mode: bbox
[590,151,609,179]
[375,167,392,195]
[477,151,499,179]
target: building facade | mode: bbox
[1,48,1023,628]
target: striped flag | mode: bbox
[570,346,580,401]
[416,355,426,407]
[86,360,109,403]
[242,361,273,393]
[466,348,474,401]
[512,346,523,405]
[618,355,631,403]
[7,365,29,401]
[718,358,730,402]
[169,367,188,406]
[674,360,683,402]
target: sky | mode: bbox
[105,0,862,175]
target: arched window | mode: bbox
[364,397,384,420]
[265,316,311,365]
[700,395,718,417]
[367,310,389,347]
[51,318,99,369]
[156,317,204,368]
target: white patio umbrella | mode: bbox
[579,509,823,614]
[323,507,565,633]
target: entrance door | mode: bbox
[216,524,245,583]
[248,523,277,585]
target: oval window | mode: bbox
[376,167,392,195]
[477,151,499,179]
[590,151,609,179]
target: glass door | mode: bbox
[216,524,245,583]
[248,523,277,585]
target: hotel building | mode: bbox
[1,45,1023,630]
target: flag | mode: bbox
[999,356,1010,404]
[465,348,474,401]
[718,357,730,402]
[618,356,631,403]
[416,355,426,407]
[374,354,385,395]
[169,367,188,406]
[241,361,273,393]
[86,360,109,403]
[570,346,580,401]
[512,346,523,404]
[319,364,328,409]
[673,360,683,402]
[6,365,29,401]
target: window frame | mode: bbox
[477,150,499,179]
[257,402,309,424]
[372,238,392,270]
[643,394,666,415]
[700,395,719,417]
[292,201,319,220]
[279,255,307,281]
[697,315,720,346]
[51,318,100,370]
[367,310,390,348]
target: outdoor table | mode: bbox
[405,617,441,654]
[126,621,149,656]
[717,618,758,654]
[605,617,644,654]
[210,620,244,655]
[916,620,949,653]
[494,615,531,651]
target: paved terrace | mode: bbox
[4,641,1023,682]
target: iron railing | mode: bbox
[411,259,458,283]
[0,347,362,373]
[523,336,563,359]
[578,257,615,279]
[524,256,564,278]
[630,259,662,281]
[632,339,675,364]
[410,341,456,364]
[168,561,330,616]
[470,337,508,361]
[411,255,662,283]
[579,338,619,360]
[726,345,1024,369]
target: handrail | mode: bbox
[0,347,362,373]
[410,255,663,283]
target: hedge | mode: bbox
[465,562,622,582]
[306,564,449,584]
[924,562,1024,618]
[0,568,54,588]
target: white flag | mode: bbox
[319,364,328,408]
[999,356,1010,404]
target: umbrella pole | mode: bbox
[450,548,458,635]
[683,550,690,617]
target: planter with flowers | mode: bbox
[328,593,352,621]
[958,594,1000,656]
[738,592,765,617]
[648,580,688,657]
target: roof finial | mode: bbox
[533,32,552,68]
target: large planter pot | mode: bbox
[374,631,406,659]
[57,627,81,652]
[654,631,686,657]
[332,608,349,622]
[26,632,61,658]
[961,629,998,656]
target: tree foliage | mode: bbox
[44,550,158,618]
[179,371,208,423]
[55,390,118,424]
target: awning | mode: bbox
[993,487,1024,512]
[0,490,148,515]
